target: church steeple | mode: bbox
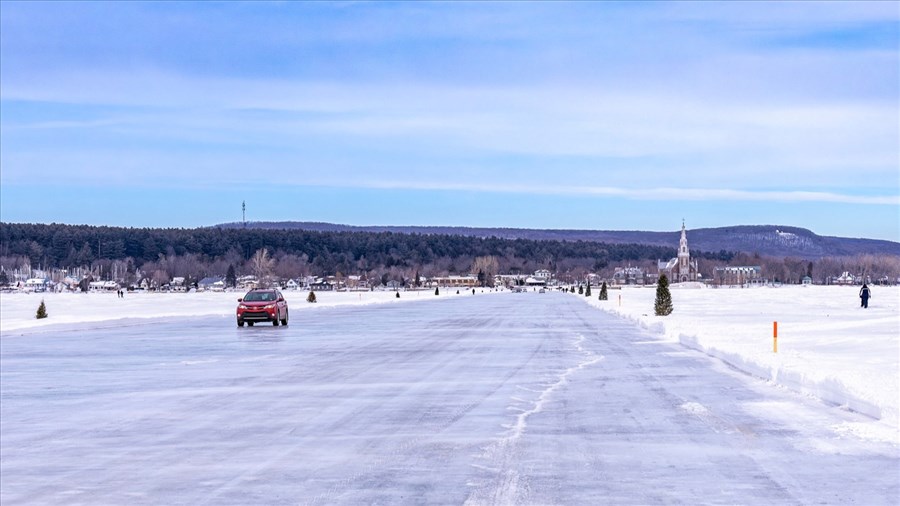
[678,221,690,277]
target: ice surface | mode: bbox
[1,291,898,504]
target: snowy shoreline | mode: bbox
[2,285,897,443]
[0,288,494,334]
[581,284,899,442]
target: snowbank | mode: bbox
[581,284,900,437]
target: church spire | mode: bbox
[678,221,690,281]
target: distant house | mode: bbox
[495,274,526,287]
[534,269,553,282]
[198,277,226,292]
[309,280,334,291]
[613,267,644,285]
[832,272,857,285]
[713,266,763,286]
[346,275,368,291]
[23,278,50,292]
[238,276,259,290]
[801,276,813,286]
[429,275,478,288]
[524,276,546,286]
[171,277,187,292]
[89,280,119,292]
[285,278,300,290]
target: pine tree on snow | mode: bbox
[36,299,48,319]
[654,275,673,316]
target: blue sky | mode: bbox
[1,1,898,241]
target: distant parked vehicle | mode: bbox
[236,289,289,327]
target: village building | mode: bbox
[523,276,547,286]
[89,280,120,292]
[23,278,50,292]
[713,266,764,286]
[831,272,858,285]
[613,266,645,285]
[309,279,335,291]
[237,276,259,290]
[429,275,478,288]
[198,277,226,291]
[658,222,699,283]
[533,269,552,282]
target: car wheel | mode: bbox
[273,314,280,326]
[247,321,254,327]
[281,310,288,326]
[237,319,244,327]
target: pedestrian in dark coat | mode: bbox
[859,284,871,308]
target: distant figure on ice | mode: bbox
[859,284,871,308]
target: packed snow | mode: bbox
[2,290,898,504]
[1,284,897,447]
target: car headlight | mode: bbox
[239,305,249,309]
[264,304,276,309]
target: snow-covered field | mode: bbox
[0,288,490,333]
[582,284,900,437]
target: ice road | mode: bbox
[1,293,897,505]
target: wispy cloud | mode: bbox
[325,180,899,206]
[2,71,895,191]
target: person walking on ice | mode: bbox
[859,283,871,308]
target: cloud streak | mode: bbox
[327,180,899,206]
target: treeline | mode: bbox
[1,222,730,280]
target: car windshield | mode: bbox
[243,291,275,302]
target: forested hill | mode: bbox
[218,222,900,259]
[1,222,702,275]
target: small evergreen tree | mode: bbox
[414,270,421,287]
[0,270,8,287]
[226,264,237,288]
[585,283,591,297]
[654,274,673,316]
[396,291,400,298]
[36,299,48,319]
[307,291,317,303]
[578,285,584,295]
[599,281,608,300]
[435,287,440,296]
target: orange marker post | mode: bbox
[773,321,778,353]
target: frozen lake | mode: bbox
[2,292,898,504]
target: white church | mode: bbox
[658,222,699,283]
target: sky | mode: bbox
[1,1,898,241]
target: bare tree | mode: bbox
[250,248,275,287]
[274,253,310,281]
[472,255,500,286]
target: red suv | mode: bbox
[236,289,289,327]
